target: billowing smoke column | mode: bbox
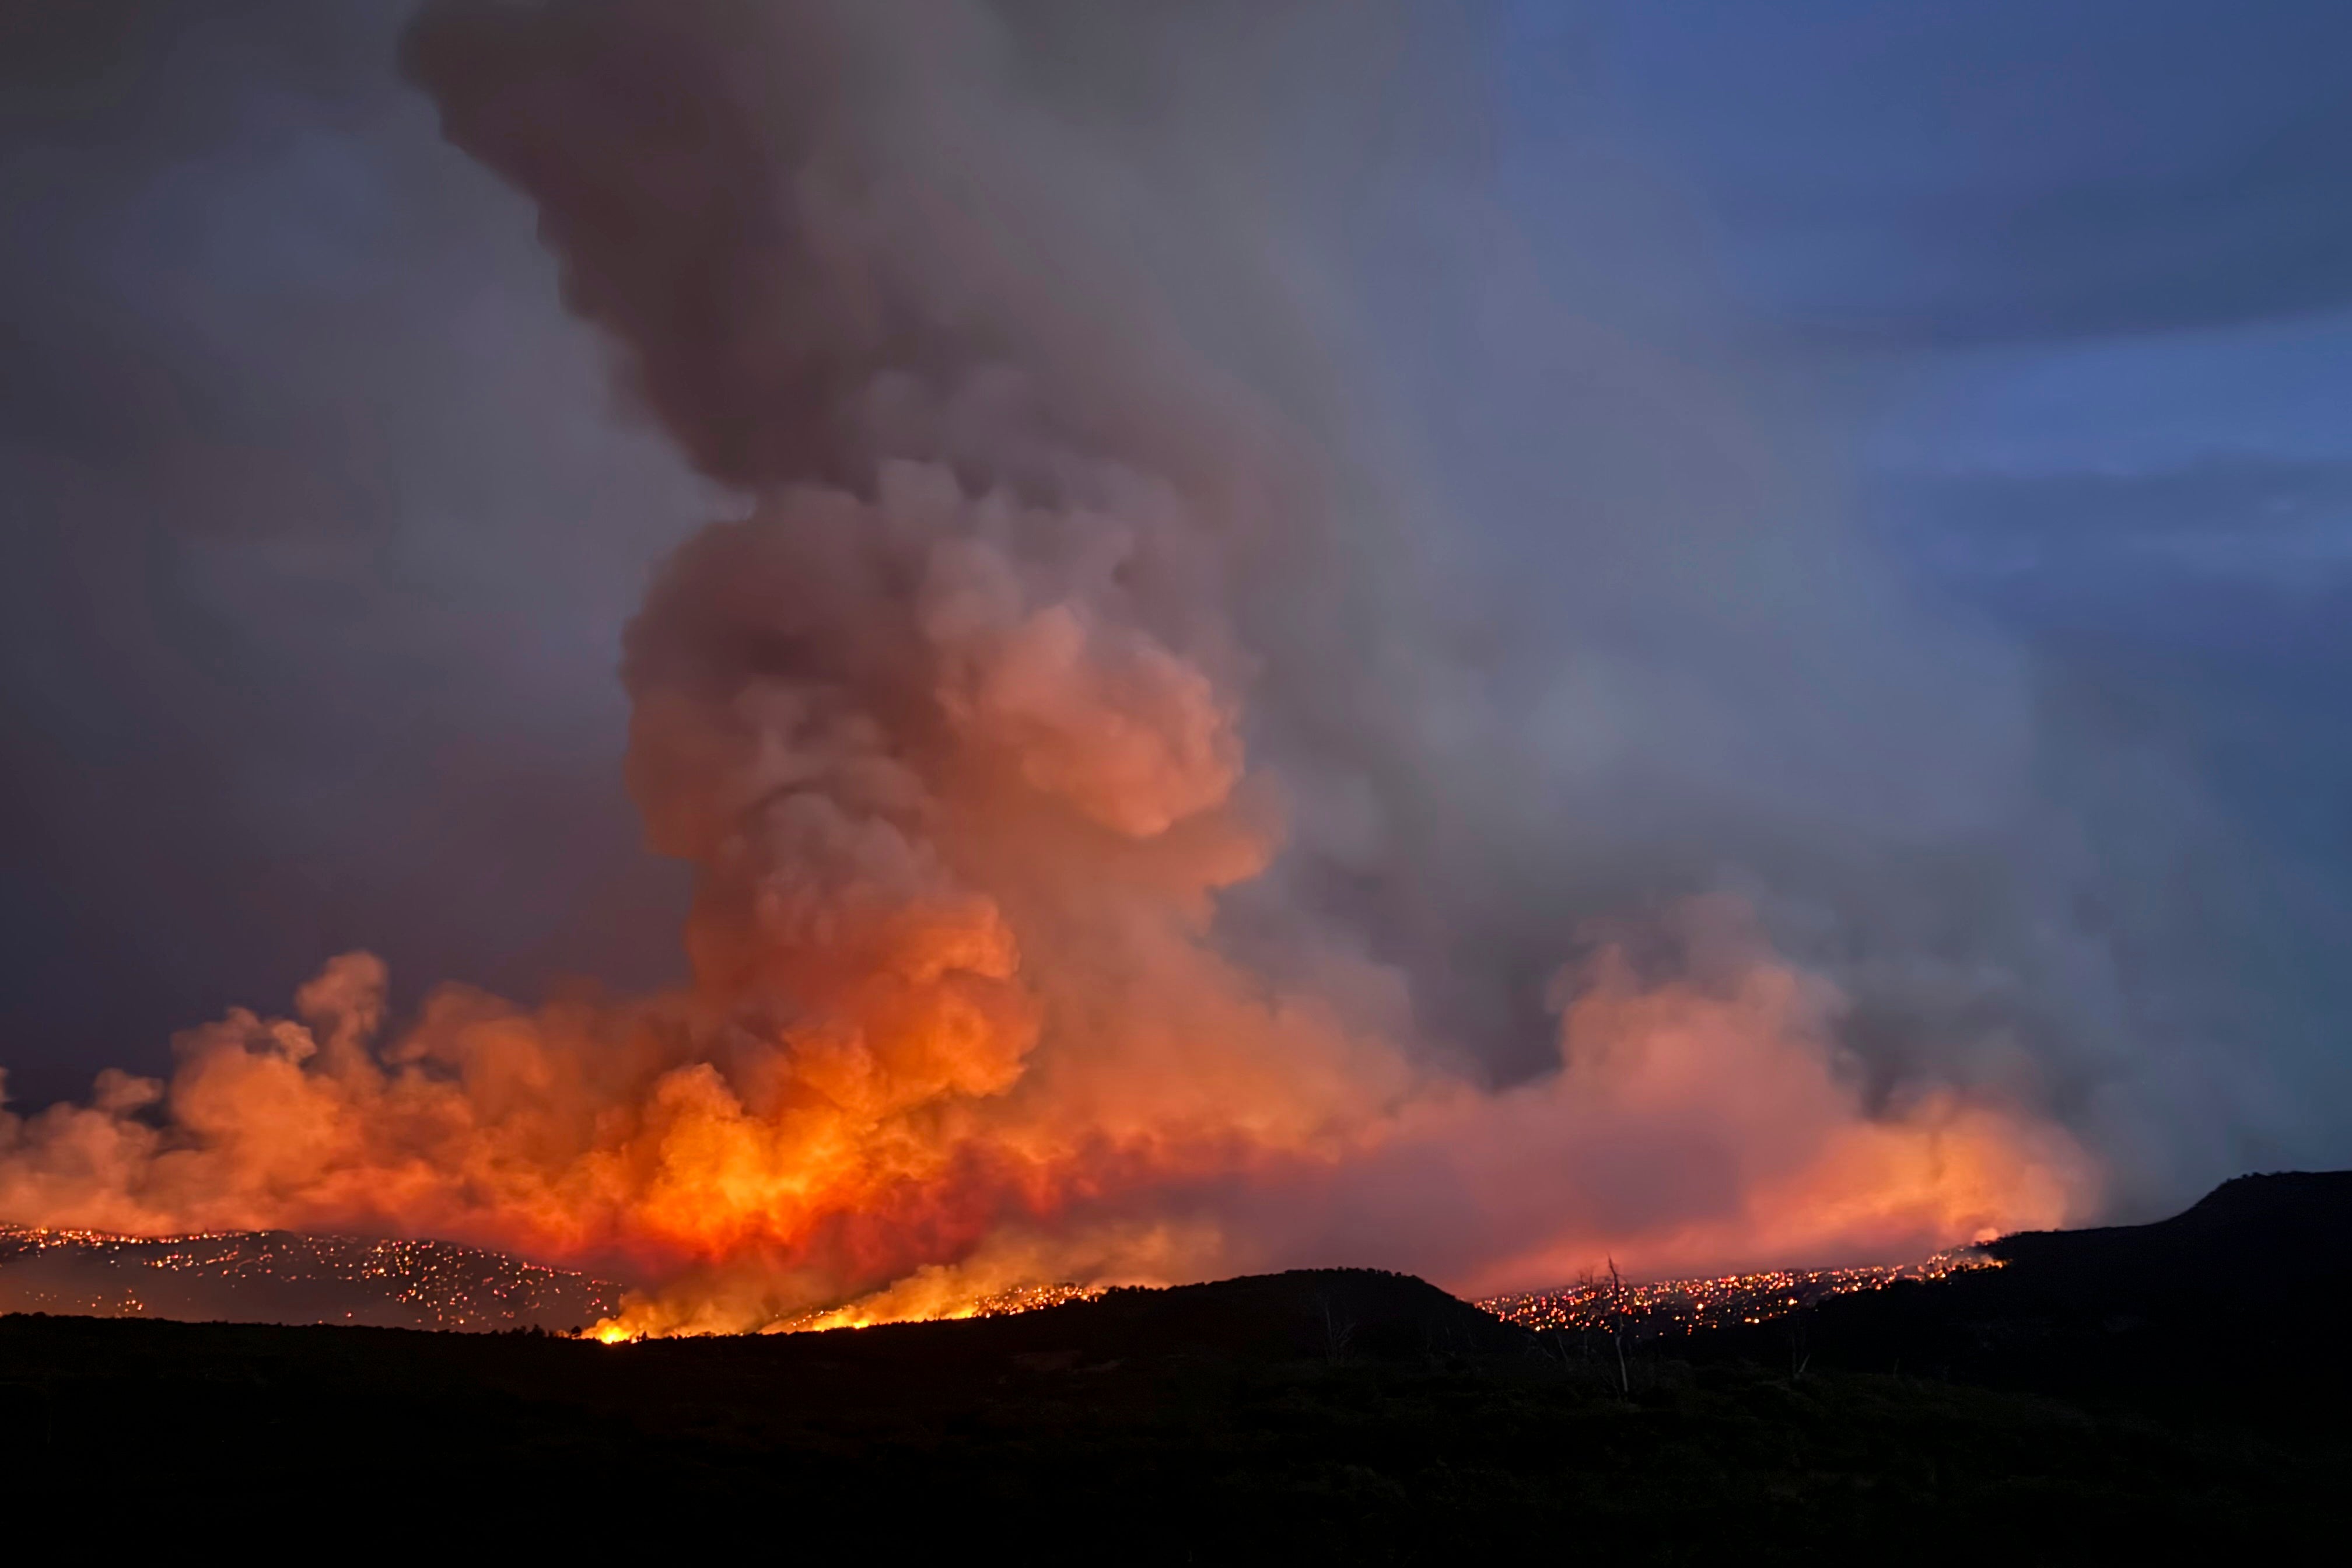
[0,0,2094,1334]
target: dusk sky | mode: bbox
[4,0,2348,1276]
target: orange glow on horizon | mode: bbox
[0,883,2093,1338]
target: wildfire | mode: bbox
[766,1280,1107,1336]
[1479,1248,2006,1336]
[0,910,2092,1338]
[0,0,2101,1338]
[0,1223,622,1331]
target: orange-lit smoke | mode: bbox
[0,871,2092,1335]
[0,0,2098,1333]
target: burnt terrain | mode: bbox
[5,1180,2348,1558]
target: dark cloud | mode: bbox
[1887,459,2352,623]
[0,0,696,1094]
[1777,106,2352,348]
[1601,0,2352,345]
[1856,453,2352,1188]
[1875,455,2352,884]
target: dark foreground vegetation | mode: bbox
[6,1177,2347,1560]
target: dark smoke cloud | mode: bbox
[402,0,2083,1225]
[0,0,699,1094]
[3,0,2339,1310]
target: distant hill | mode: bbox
[0,1226,623,1331]
[1990,1168,2352,1283]
[7,1184,2348,1549]
[1690,1170,2352,1412]
[15,1171,2347,1363]
[872,1266,1534,1364]
[6,1248,2339,1555]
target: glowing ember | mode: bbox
[1479,1248,2004,1336]
[766,1280,1107,1336]
[0,1223,622,1332]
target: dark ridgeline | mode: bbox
[1692,1170,2352,1411]
[3,1180,2346,1556]
[1011,1267,1534,1363]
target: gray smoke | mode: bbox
[5,3,2327,1300]
[397,0,2220,1216]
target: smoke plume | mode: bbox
[0,1,2094,1332]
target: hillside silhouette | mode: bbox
[1690,1171,2352,1413]
[5,1181,2346,1556]
[989,1266,1532,1362]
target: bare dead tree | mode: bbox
[1315,1290,1355,1364]
[1606,1256,1632,1396]
[1573,1268,1598,1368]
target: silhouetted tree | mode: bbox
[1605,1257,1632,1395]
[1314,1290,1354,1363]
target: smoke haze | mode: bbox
[5,1,2340,1330]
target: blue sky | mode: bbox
[1566,1,2352,898]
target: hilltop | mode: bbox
[1686,1170,2352,1413]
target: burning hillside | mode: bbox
[1478,1249,2002,1339]
[0,1224,623,1332]
[0,1216,1987,1345]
